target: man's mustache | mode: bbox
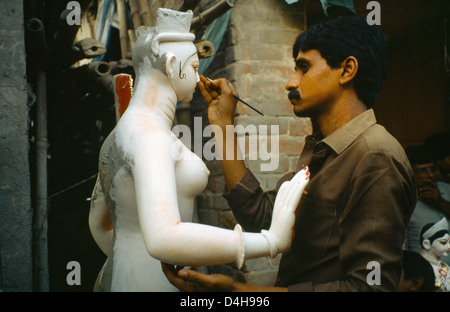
[288,90,300,101]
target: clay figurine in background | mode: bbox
[88,8,309,292]
[420,217,450,291]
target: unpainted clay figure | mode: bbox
[88,8,309,292]
[420,218,450,291]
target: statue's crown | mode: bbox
[155,8,193,34]
[423,217,449,239]
[149,8,195,56]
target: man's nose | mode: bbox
[285,74,300,91]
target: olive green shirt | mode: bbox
[224,109,417,291]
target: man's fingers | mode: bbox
[161,263,196,292]
[198,76,216,103]
[205,76,235,98]
[227,80,239,98]
[175,269,210,291]
[178,269,220,290]
[178,270,235,291]
[178,269,211,285]
[161,262,176,276]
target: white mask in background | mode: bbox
[429,233,450,259]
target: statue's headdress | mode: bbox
[140,8,195,56]
[423,218,449,240]
[133,8,196,76]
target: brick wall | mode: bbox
[194,0,310,286]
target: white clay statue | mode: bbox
[88,8,309,292]
[420,217,450,291]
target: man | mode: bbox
[424,133,450,184]
[397,250,436,292]
[404,144,450,265]
[163,16,417,291]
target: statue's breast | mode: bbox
[174,143,210,198]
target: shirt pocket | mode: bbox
[295,195,338,256]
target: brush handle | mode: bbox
[205,77,264,116]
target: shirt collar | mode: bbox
[322,109,377,155]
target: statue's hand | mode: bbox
[267,167,309,255]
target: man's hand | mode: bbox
[419,180,442,206]
[161,263,288,292]
[198,75,238,128]
[418,180,450,218]
[161,263,235,292]
[198,75,247,191]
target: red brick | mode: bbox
[288,118,313,136]
[279,136,304,155]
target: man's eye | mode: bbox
[300,64,309,72]
[295,63,309,73]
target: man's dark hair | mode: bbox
[402,250,436,292]
[405,144,434,166]
[423,132,450,163]
[293,16,388,108]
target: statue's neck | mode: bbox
[421,250,441,265]
[130,71,178,129]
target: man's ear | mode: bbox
[165,52,177,79]
[339,56,358,85]
[422,239,432,250]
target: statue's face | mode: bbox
[174,49,200,102]
[430,233,450,259]
[160,41,200,102]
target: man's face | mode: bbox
[412,162,439,188]
[285,49,342,118]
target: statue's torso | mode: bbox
[96,111,209,291]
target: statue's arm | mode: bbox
[131,131,308,267]
[88,176,113,256]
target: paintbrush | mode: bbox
[205,77,264,116]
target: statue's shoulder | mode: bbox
[116,119,175,155]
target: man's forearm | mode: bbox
[213,123,247,191]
